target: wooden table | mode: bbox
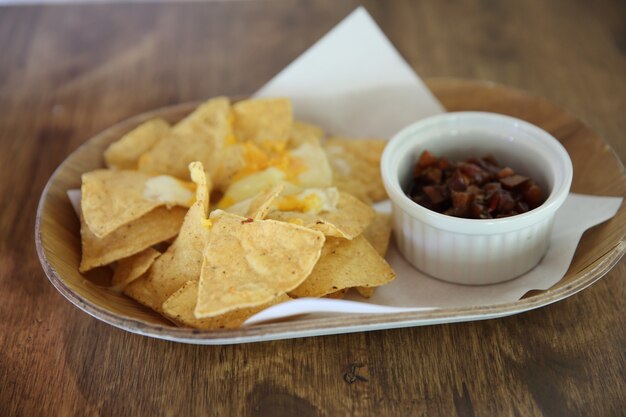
[2,1,624,415]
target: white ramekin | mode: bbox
[381,112,573,285]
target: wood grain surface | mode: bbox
[1,1,625,416]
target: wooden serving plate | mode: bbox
[35,78,626,344]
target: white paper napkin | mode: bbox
[254,7,444,138]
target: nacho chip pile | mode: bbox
[78,97,395,329]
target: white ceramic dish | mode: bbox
[381,112,573,285]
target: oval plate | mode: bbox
[35,78,626,344]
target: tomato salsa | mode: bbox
[407,150,544,219]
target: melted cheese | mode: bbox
[143,175,196,207]
[274,188,339,214]
[231,141,305,182]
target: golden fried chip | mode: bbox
[194,212,325,318]
[354,212,391,299]
[267,192,375,239]
[81,169,193,238]
[189,161,210,216]
[325,289,348,299]
[362,212,392,256]
[233,98,292,145]
[111,248,161,291]
[219,167,286,207]
[307,192,375,238]
[211,143,246,191]
[138,97,231,180]
[162,280,291,329]
[81,170,161,238]
[124,163,211,312]
[104,118,170,169]
[79,207,186,272]
[324,138,388,203]
[290,236,395,298]
[172,97,231,137]
[273,188,339,213]
[288,120,324,148]
[226,183,285,220]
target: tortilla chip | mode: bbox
[172,96,231,137]
[273,188,339,213]
[138,97,231,180]
[124,163,211,312]
[111,248,161,291]
[288,120,324,148]
[188,161,210,216]
[81,169,192,238]
[212,143,246,191]
[104,118,170,169]
[267,192,375,239]
[226,183,285,220]
[162,280,291,329]
[81,170,160,238]
[79,207,186,272]
[290,235,395,298]
[219,167,286,207]
[362,212,392,256]
[355,212,391,299]
[324,138,388,203]
[233,98,292,145]
[325,289,348,299]
[194,212,325,318]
